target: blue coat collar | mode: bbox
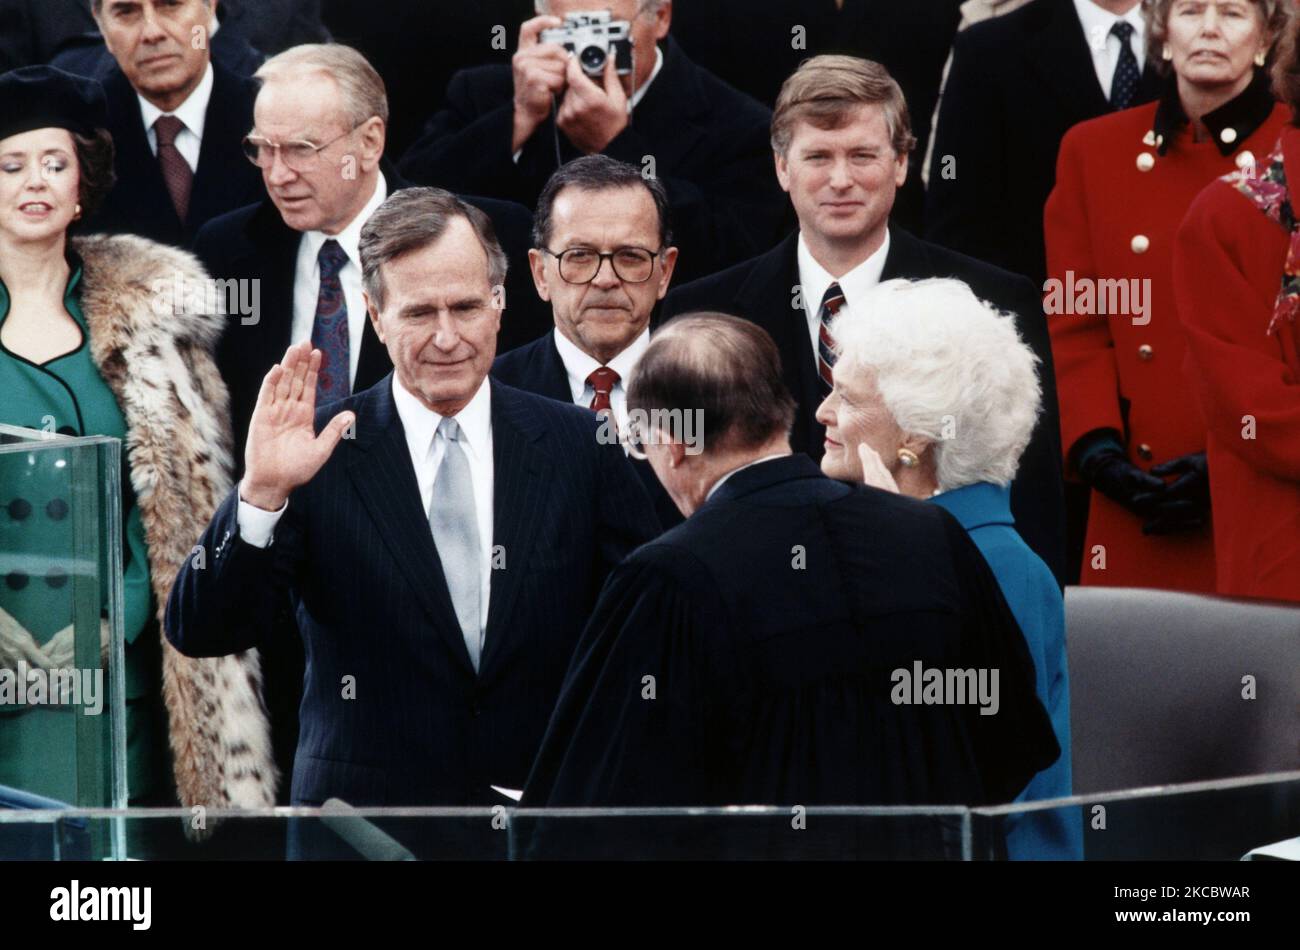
[930,481,1016,532]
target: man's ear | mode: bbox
[652,1,672,39]
[656,246,679,298]
[894,149,909,189]
[528,248,551,301]
[364,292,385,344]
[774,150,791,193]
[359,117,386,171]
[667,439,687,468]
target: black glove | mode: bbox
[1142,452,1210,535]
[1074,431,1167,518]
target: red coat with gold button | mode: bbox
[1044,74,1289,590]
[1173,123,1300,604]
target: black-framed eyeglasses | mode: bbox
[541,246,662,284]
[241,120,371,171]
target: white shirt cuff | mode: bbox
[237,493,288,548]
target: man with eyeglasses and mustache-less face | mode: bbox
[493,155,681,527]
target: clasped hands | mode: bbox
[0,604,108,704]
[1076,433,1209,535]
[511,14,631,156]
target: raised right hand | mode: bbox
[511,14,568,153]
[241,341,355,511]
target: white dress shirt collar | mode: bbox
[299,171,389,276]
[393,371,493,468]
[137,60,214,145]
[797,229,891,316]
[552,326,650,404]
[1073,0,1146,77]
[629,46,665,110]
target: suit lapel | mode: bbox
[480,382,551,680]
[537,334,574,403]
[1024,0,1111,117]
[188,65,257,233]
[735,233,820,454]
[345,377,475,674]
[103,68,183,236]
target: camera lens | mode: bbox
[579,44,607,74]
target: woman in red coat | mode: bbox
[1044,0,1290,590]
[1173,17,1300,604]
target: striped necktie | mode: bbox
[816,282,846,394]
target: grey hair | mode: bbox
[255,43,389,128]
[829,278,1042,491]
[359,187,508,311]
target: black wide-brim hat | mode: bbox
[0,65,109,143]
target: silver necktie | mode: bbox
[429,417,483,672]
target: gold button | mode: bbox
[1137,444,1153,460]
[1136,152,1155,171]
[1156,134,1165,148]
[1143,130,1157,146]
[1131,234,1150,254]
[1138,344,1154,360]
[1236,150,1255,169]
[1221,127,1238,144]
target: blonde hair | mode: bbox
[771,55,915,157]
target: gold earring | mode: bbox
[897,448,919,469]
[1255,50,1268,68]
[73,203,82,219]
[1162,44,1173,62]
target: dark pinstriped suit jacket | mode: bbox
[164,374,662,806]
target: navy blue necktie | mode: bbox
[1109,21,1140,110]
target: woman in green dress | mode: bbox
[0,67,276,812]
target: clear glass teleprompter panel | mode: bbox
[0,424,127,861]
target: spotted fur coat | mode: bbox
[72,232,277,814]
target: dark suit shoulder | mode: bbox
[963,0,1055,46]
[491,334,549,384]
[447,62,514,107]
[661,240,785,317]
[899,231,1037,299]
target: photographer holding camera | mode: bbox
[399,0,787,284]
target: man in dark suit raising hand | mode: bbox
[166,187,660,809]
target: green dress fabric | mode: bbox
[0,256,166,804]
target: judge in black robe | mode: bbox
[519,313,1059,858]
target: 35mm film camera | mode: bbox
[541,10,634,78]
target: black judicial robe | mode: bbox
[522,456,1059,824]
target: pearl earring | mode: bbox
[1256,50,1268,68]
[1162,44,1173,62]
[73,203,82,219]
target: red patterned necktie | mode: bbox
[153,114,192,223]
[587,366,620,416]
[312,239,352,406]
[816,282,846,394]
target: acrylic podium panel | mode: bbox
[2,771,1296,859]
[0,424,127,837]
